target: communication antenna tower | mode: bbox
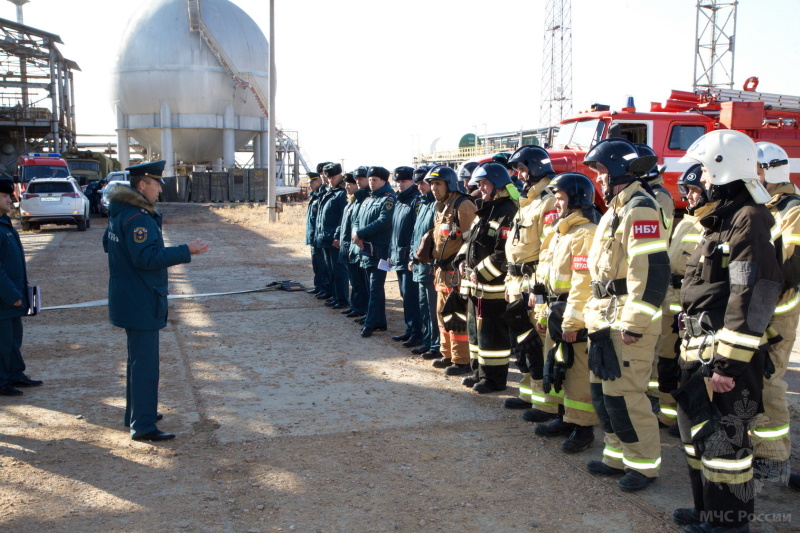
[694,0,738,91]
[539,0,572,128]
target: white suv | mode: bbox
[19,177,91,231]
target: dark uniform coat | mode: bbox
[0,214,28,319]
[315,182,347,249]
[389,185,420,271]
[305,188,323,246]
[103,185,191,330]
[355,183,396,268]
[410,191,437,283]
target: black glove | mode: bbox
[440,290,468,333]
[588,327,621,381]
[764,351,776,380]
[517,329,544,379]
[543,345,555,394]
[547,301,587,346]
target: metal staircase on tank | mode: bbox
[187,0,312,178]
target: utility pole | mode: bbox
[539,0,572,128]
[694,1,738,91]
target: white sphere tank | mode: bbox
[111,0,270,163]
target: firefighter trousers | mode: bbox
[590,321,662,478]
[436,289,469,364]
[753,302,798,463]
[466,296,511,391]
[653,308,680,426]
[677,355,764,529]
[542,335,597,427]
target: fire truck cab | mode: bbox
[547,82,800,210]
[14,153,71,199]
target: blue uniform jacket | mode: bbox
[314,182,347,249]
[337,187,370,264]
[410,192,437,283]
[355,183,396,268]
[103,185,191,330]
[305,188,323,246]
[348,187,371,263]
[389,185,420,271]
[0,214,28,319]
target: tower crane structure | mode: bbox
[539,0,572,128]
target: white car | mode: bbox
[105,170,130,183]
[100,180,131,217]
[19,177,91,231]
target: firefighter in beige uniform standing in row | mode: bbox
[426,166,477,371]
[581,138,670,493]
[753,142,800,482]
[532,172,601,453]
[653,164,715,429]
[501,146,559,417]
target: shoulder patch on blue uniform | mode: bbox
[133,227,148,243]
[384,199,394,211]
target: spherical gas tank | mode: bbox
[112,0,269,163]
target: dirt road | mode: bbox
[0,203,796,532]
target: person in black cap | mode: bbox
[0,178,42,396]
[346,166,372,319]
[104,160,210,441]
[315,162,349,309]
[312,162,334,300]
[305,172,327,295]
[389,166,422,346]
[352,166,395,337]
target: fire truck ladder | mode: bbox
[187,0,268,119]
[707,88,800,114]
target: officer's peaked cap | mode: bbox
[126,160,166,184]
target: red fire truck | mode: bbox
[14,153,71,199]
[546,77,800,209]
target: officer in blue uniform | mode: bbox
[313,162,334,300]
[348,167,372,320]
[0,178,41,396]
[103,160,209,441]
[337,170,371,318]
[353,166,395,337]
[305,172,327,294]
[315,163,349,309]
[409,165,441,356]
[389,166,423,346]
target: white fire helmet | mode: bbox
[756,142,791,184]
[680,130,759,184]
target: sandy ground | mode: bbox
[0,203,797,533]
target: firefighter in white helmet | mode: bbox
[671,130,782,532]
[652,164,716,432]
[751,141,798,486]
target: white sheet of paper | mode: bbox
[378,259,392,272]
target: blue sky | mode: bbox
[1,0,797,171]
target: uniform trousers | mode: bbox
[323,247,349,306]
[397,269,422,338]
[590,320,662,478]
[542,335,597,427]
[654,306,680,426]
[753,299,798,463]
[125,328,161,438]
[677,354,764,529]
[311,246,329,293]
[418,279,440,351]
[364,267,387,329]
[0,317,25,386]
[347,262,368,314]
[466,296,511,391]
[435,289,469,364]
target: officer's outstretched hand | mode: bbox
[187,239,210,255]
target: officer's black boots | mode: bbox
[534,417,576,438]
